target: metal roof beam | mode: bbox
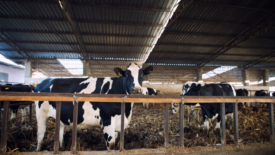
[2,0,171,12]
[194,2,275,12]
[0,15,162,27]
[152,51,267,57]
[148,58,275,63]
[2,29,156,38]
[0,41,153,48]
[9,57,144,63]
[0,31,28,59]
[1,49,149,56]
[166,0,194,28]
[58,0,86,59]
[2,41,274,50]
[242,51,275,68]
[196,12,275,68]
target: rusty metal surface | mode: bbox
[179,99,185,148]
[233,103,239,145]
[268,103,274,142]
[164,103,169,148]
[120,102,125,151]
[0,101,10,154]
[71,101,79,154]
[220,103,226,145]
[54,101,62,154]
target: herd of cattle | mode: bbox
[1,63,274,151]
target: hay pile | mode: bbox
[3,103,274,153]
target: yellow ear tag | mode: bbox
[118,72,122,76]
[5,87,9,90]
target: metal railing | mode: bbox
[0,92,274,154]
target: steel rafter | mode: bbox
[1,29,156,38]
[58,0,86,59]
[0,15,163,27]
[194,2,275,12]
[1,0,171,13]
[242,51,275,68]
[196,12,275,68]
[166,0,194,28]
[0,41,153,48]
[0,31,71,76]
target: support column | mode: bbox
[263,69,270,86]
[196,68,202,82]
[242,68,249,86]
[142,63,149,83]
[24,59,32,81]
[82,60,90,76]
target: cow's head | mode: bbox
[114,63,153,94]
[181,84,190,96]
[172,83,202,114]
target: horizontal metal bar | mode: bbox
[0,92,275,103]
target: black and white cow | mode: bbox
[255,90,269,107]
[141,87,160,108]
[34,63,153,151]
[172,82,235,143]
[1,84,33,127]
[235,89,250,107]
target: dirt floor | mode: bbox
[2,101,275,154]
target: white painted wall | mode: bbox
[143,83,182,95]
[0,64,25,83]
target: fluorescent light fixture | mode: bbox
[202,66,237,79]
[57,59,83,75]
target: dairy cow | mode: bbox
[255,90,269,107]
[34,63,153,151]
[172,82,235,143]
[235,89,250,107]
[1,84,33,127]
[141,87,160,108]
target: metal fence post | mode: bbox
[164,103,169,148]
[0,101,10,154]
[269,102,274,142]
[54,101,62,154]
[28,102,32,126]
[179,98,185,148]
[71,96,79,154]
[220,102,226,145]
[233,102,239,145]
[120,96,127,152]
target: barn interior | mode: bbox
[0,0,275,154]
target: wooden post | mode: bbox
[233,103,239,145]
[220,103,226,145]
[164,103,169,148]
[71,96,78,154]
[120,96,127,151]
[0,101,10,154]
[54,102,62,154]
[269,103,274,142]
[179,98,185,148]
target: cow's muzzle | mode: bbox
[132,87,142,94]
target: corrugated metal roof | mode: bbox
[0,0,275,82]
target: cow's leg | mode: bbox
[10,108,17,128]
[59,123,65,149]
[36,114,48,151]
[103,124,116,150]
[215,121,221,144]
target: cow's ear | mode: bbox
[143,66,153,75]
[114,67,125,77]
